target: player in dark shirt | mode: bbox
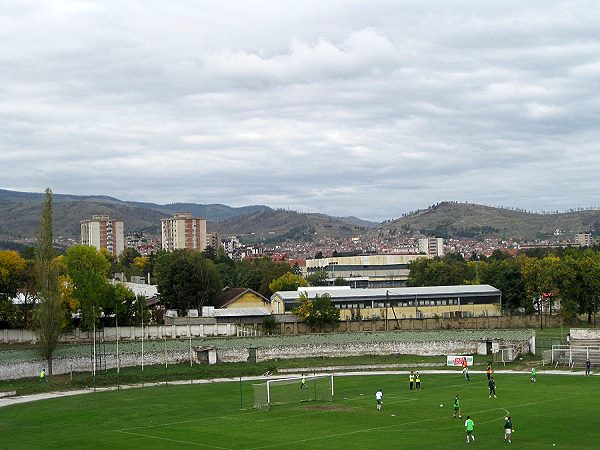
[504,416,513,444]
[488,377,497,398]
[585,359,591,376]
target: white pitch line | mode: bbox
[244,393,589,449]
[117,409,264,432]
[117,429,232,449]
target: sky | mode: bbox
[1,1,599,222]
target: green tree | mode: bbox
[519,255,561,318]
[33,189,65,374]
[291,261,302,276]
[479,259,527,313]
[293,293,340,330]
[117,248,141,279]
[407,256,474,287]
[306,270,328,286]
[268,272,309,293]
[261,314,278,335]
[65,245,112,330]
[155,250,223,313]
[334,277,350,286]
[556,251,600,323]
[201,245,217,261]
[233,257,291,298]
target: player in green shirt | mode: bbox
[453,394,462,418]
[464,416,475,443]
[530,367,537,383]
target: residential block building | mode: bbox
[574,233,592,247]
[418,237,444,256]
[161,212,207,252]
[80,215,125,256]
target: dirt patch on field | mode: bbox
[300,404,350,412]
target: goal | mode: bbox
[252,374,334,409]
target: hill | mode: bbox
[380,201,600,240]
[0,189,270,241]
[210,209,370,243]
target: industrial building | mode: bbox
[271,284,502,319]
[304,254,428,288]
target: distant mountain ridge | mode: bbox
[378,201,600,240]
[1,190,598,244]
[0,189,272,241]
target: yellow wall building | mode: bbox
[271,285,502,319]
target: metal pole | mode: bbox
[93,309,96,392]
[141,298,144,387]
[116,302,120,390]
[116,304,119,374]
[189,304,193,367]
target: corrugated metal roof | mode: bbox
[273,285,500,301]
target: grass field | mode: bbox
[1,371,598,449]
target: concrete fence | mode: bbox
[0,324,238,344]
[0,315,562,344]
[279,314,564,335]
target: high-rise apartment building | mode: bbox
[574,233,592,247]
[418,237,444,257]
[161,212,207,252]
[80,215,125,256]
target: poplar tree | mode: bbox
[34,188,64,374]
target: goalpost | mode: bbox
[252,374,334,409]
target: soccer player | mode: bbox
[415,372,421,390]
[504,416,513,444]
[375,389,383,411]
[530,367,537,383]
[488,376,497,398]
[453,394,462,418]
[463,365,471,381]
[464,416,475,443]
[409,371,415,390]
[486,364,492,381]
[40,368,48,383]
[585,359,591,376]
[300,374,307,389]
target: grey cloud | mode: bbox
[1,1,600,221]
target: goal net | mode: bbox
[252,374,334,409]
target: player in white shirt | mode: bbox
[375,389,383,411]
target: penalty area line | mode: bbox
[117,429,232,450]
[245,393,588,449]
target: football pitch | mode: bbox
[1,372,598,449]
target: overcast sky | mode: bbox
[1,1,599,221]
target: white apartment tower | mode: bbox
[80,215,125,256]
[418,237,444,257]
[574,233,592,247]
[161,212,207,252]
